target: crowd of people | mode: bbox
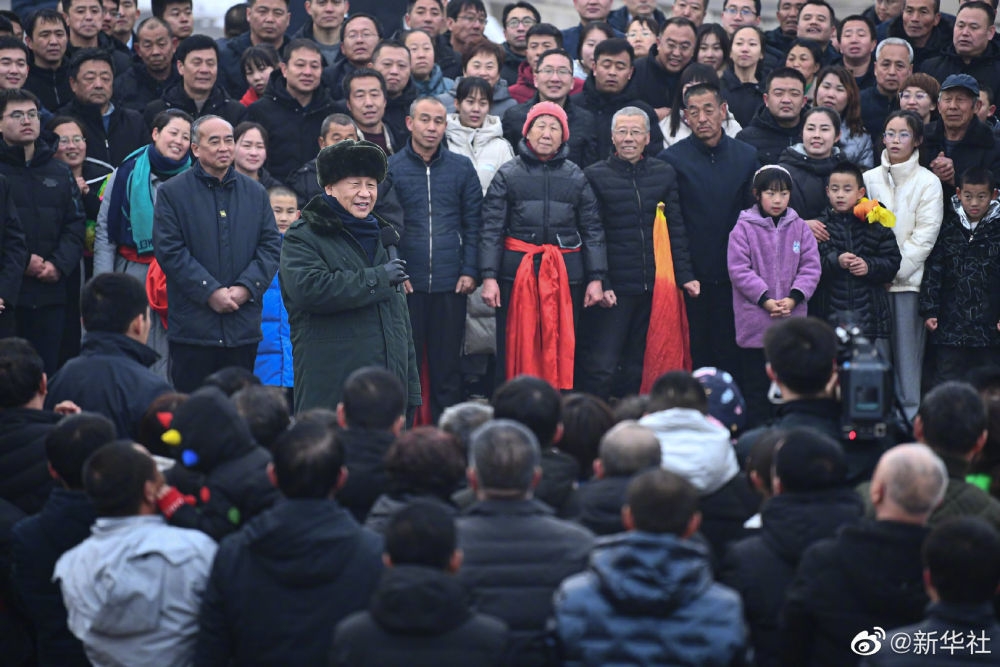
[0,0,999,664]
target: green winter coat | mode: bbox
[279,196,420,413]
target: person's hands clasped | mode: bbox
[382,258,409,286]
[208,287,239,313]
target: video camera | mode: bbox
[835,323,895,442]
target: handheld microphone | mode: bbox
[381,226,403,292]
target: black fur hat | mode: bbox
[315,139,387,188]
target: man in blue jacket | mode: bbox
[388,96,481,420]
[153,114,281,392]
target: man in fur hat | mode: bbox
[279,139,421,415]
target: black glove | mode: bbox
[382,258,409,286]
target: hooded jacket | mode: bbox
[331,565,508,667]
[44,332,173,439]
[502,94,599,168]
[194,499,383,666]
[438,78,519,118]
[554,531,745,666]
[143,82,248,129]
[413,65,454,97]
[864,148,944,293]
[728,204,821,348]
[721,488,864,667]
[638,407,740,495]
[445,114,515,194]
[780,144,844,220]
[736,105,806,167]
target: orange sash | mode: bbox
[503,237,579,390]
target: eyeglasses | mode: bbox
[883,130,912,142]
[58,135,86,145]
[723,6,757,17]
[457,13,487,25]
[662,39,694,53]
[5,110,38,122]
[537,66,573,77]
[505,17,536,28]
[613,128,648,137]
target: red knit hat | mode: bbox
[522,101,570,141]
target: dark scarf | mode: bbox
[323,193,379,262]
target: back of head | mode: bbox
[341,366,405,430]
[271,420,343,499]
[598,421,661,477]
[873,444,948,520]
[648,371,708,414]
[923,517,1000,604]
[469,419,541,497]
[232,385,291,451]
[773,428,847,493]
[46,413,116,490]
[626,468,699,535]
[763,317,837,396]
[80,273,148,334]
[560,393,615,476]
[83,441,156,517]
[0,338,43,409]
[201,366,261,396]
[917,381,987,457]
[746,428,787,496]
[492,375,561,445]
[384,426,466,499]
[437,401,493,452]
[385,499,457,569]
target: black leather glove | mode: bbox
[382,258,409,286]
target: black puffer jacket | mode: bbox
[0,409,60,515]
[571,77,664,159]
[0,136,85,309]
[502,95,599,169]
[737,105,805,167]
[921,41,1000,109]
[480,141,606,285]
[24,56,72,112]
[58,98,147,167]
[0,175,26,308]
[920,198,1000,347]
[920,117,1000,189]
[114,63,181,113]
[576,476,629,535]
[584,154,695,294]
[721,488,864,667]
[247,71,339,182]
[335,428,396,523]
[779,144,842,220]
[331,565,508,667]
[815,207,901,339]
[143,82,247,129]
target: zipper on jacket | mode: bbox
[426,163,433,292]
[631,173,648,292]
[543,164,550,243]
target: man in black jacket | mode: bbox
[24,10,72,121]
[921,2,1000,99]
[44,273,172,439]
[332,500,508,666]
[456,419,594,667]
[0,168,26,340]
[195,418,384,666]
[60,0,130,76]
[736,66,807,166]
[216,0,291,98]
[577,106,696,400]
[321,13,381,101]
[630,16,698,116]
[113,17,179,112]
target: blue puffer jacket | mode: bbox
[554,531,746,666]
[388,142,482,293]
[254,261,293,388]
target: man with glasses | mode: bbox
[0,88,85,374]
[61,0,131,75]
[500,1,539,87]
[721,0,761,36]
[445,0,488,65]
[291,0,348,66]
[322,13,381,100]
[632,17,697,119]
[562,0,623,63]
[218,0,291,98]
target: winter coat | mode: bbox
[864,149,944,293]
[0,409,59,515]
[630,47,681,111]
[780,144,844,220]
[44,332,173,439]
[840,126,875,169]
[920,197,1000,347]
[364,493,458,535]
[576,475,630,535]
[880,15,953,68]
[920,117,1000,193]
[660,107,742,148]
[658,133,759,284]
[383,79,417,144]
[728,205,821,348]
[217,32,289,99]
[639,407,740,495]
[437,78,519,118]
[247,71,338,182]
[93,168,165,275]
[331,565,508,667]
[815,207,902,340]
[445,114,515,194]
[0,174,26,307]
[780,519,930,667]
[502,94,599,168]
[194,499,382,666]
[860,602,1000,666]
[114,63,181,113]
[722,68,764,128]
[606,6,668,33]
[334,428,397,523]
[720,488,865,667]
[24,56,72,113]
[279,196,421,412]
[0,136,85,309]
[860,87,895,151]
[55,515,217,667]
[697,475,762,560]
[10,488,95,667]
[412,65,454,97]
[254,266,293,388]
[286,160,406,232]
[584,154,695,294]
[736,105,805,167]
[456,498,594,666]
[554,531,745,667]
[572,76,664,159]
[143,82,247,129]
[500,42,525,90]
[921,42,1000,108]
[388,142,482,292]
[58,98,147,167]
[153,162,281,347]
[480,141,607,285]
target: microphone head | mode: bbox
[380,225,399,247]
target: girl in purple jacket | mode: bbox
[728,165,822,425]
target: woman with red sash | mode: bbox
[479,101,607,390]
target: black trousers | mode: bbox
[575,293,652,400]
[407,291,466,421]
[685,282,741,386]
[169,341,258,393]
[739,346,773,429]
[926,344,1000,391]
[15,305,65,376]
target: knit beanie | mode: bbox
[522,101,570,141]
[773,427,848,493]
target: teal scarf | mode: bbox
[107,144,190,253]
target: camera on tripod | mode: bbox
[835,322,894,441]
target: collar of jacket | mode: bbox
[301,194,392,237]
[608,153,646,173]
[0,131,57,166]
[518,138,569,165]
[193,160,236,186]
[403,139,444,165]
[690,132,731,156]
[463,497,553,517]
[264,70,333,110]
